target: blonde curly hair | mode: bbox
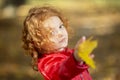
[22,6,69,71]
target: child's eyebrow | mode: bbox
[60,22,63,25]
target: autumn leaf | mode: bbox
[78,37,98,69]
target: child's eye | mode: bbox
[59,24,64,29]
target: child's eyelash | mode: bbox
[59,24,63,28]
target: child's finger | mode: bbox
[79,36,86,43]
[75,36,86,49]
[89,54,95,59]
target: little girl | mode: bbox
[22,6,93,80]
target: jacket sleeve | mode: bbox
[58,53,89,80]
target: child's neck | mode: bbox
[57,48,65,51]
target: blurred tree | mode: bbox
[2,0,26,8]
[0,0,26,18]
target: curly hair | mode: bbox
[22,6,69,71]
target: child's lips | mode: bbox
[59,38,65,43]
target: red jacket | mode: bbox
[37,48,92,80]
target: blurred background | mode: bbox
[0,0,120,80]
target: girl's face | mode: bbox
[42,16,68,52]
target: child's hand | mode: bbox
[74,36,86,62]
[74,36,98,69]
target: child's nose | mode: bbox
[57,31,63,38]
[58,34,63,38]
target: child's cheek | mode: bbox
[49,37,58,44]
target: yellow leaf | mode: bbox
[78,37,98,69]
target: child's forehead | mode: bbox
[42,16,63,28]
